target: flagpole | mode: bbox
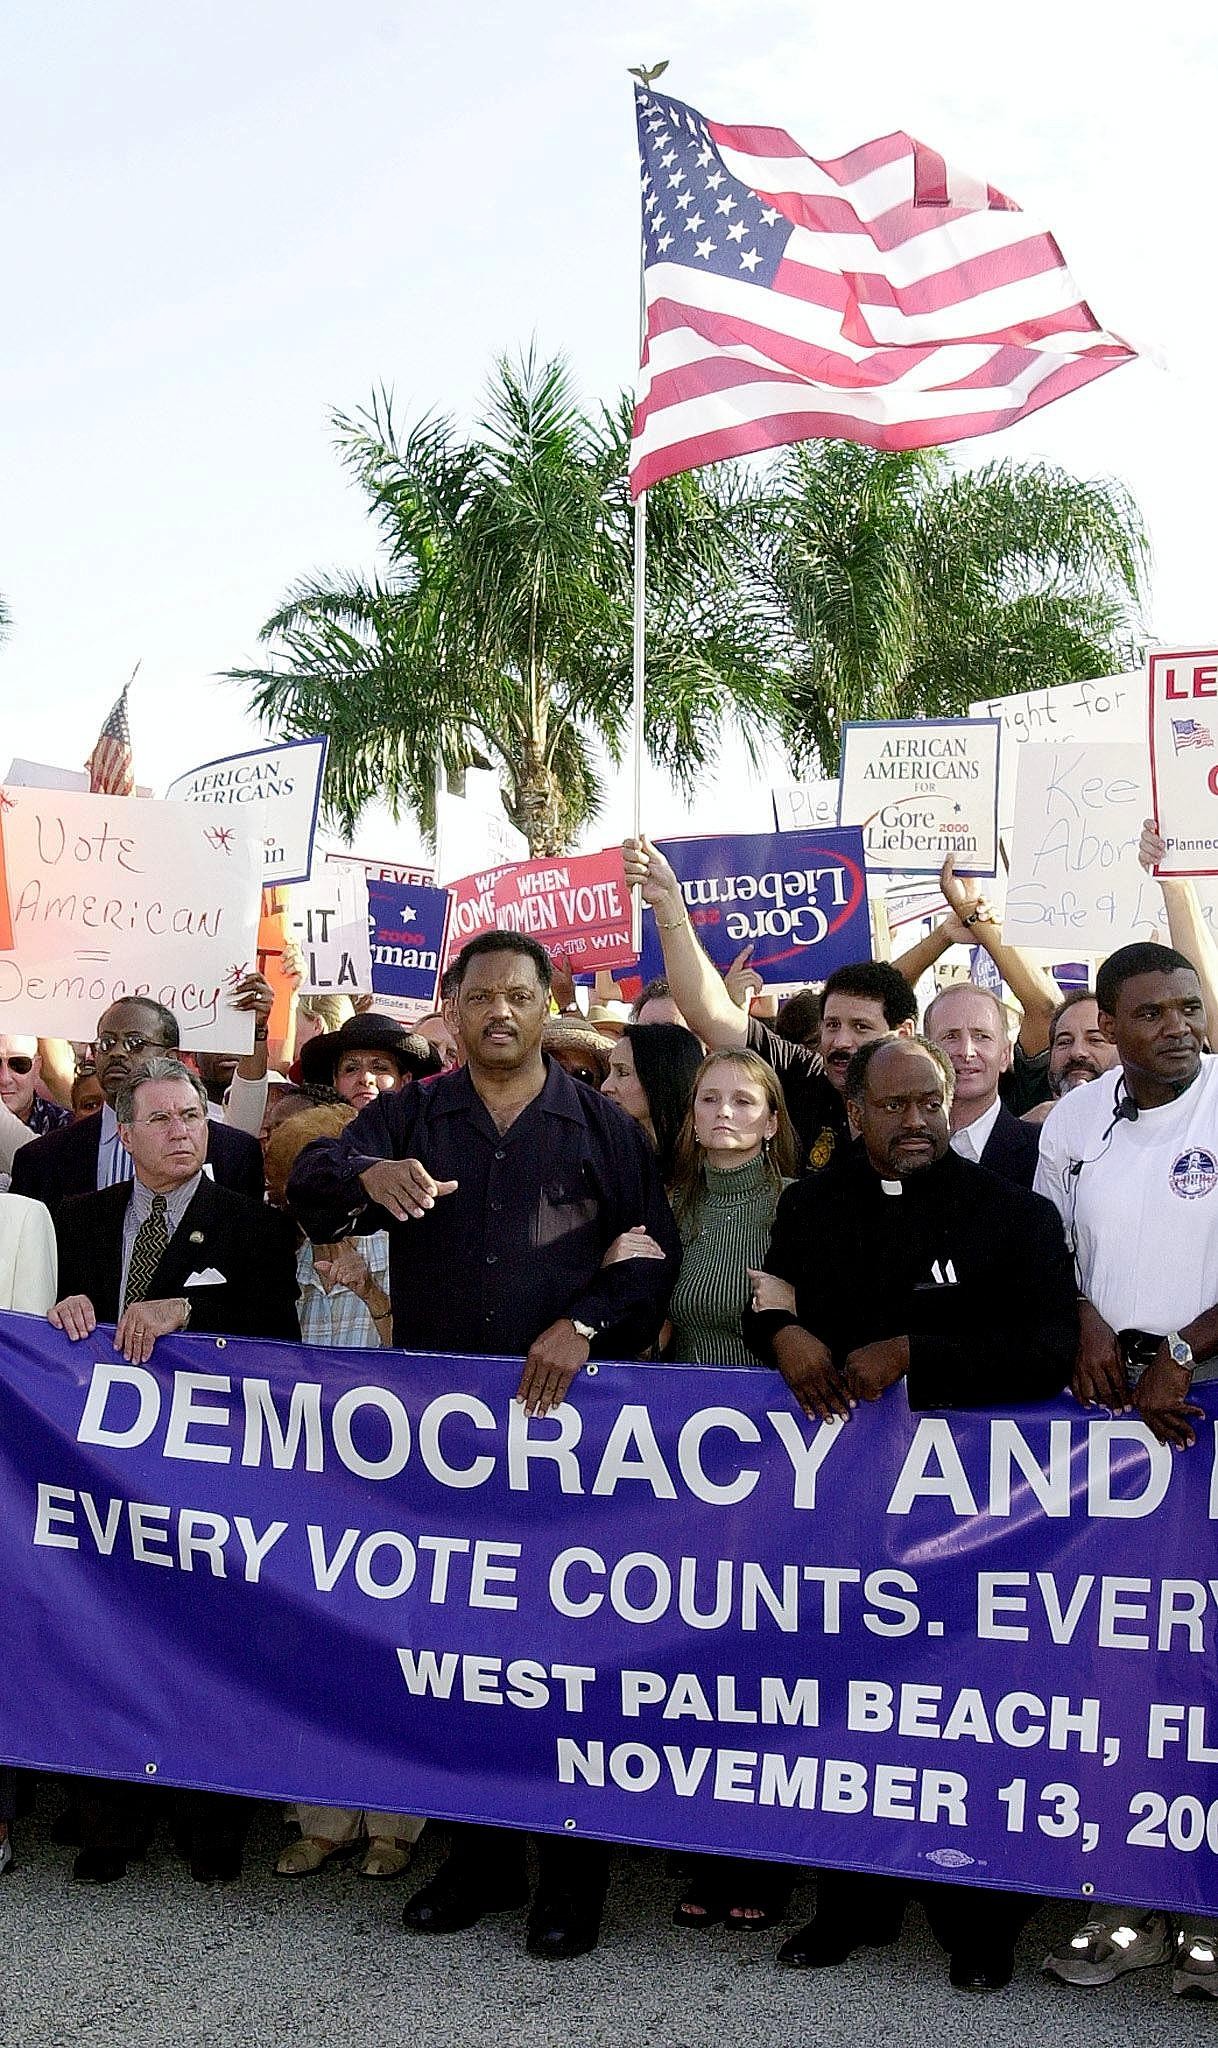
[627,60,667,952]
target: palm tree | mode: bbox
[763,441,1148,772]
[231,353,787,854]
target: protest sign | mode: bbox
[970,672,1141,860]
[288,867,373,994]
[838,720,1001,877]
[442,864,514,970]
[491,849,634,971]
[166,737,328,887]
[1147,647,1218,878]
[4,1310,1218,1914]
[5,759,90,793]
[772,779,839,832]
[326,851,435,889]
[1002,742,1162,953]
[367,879,452,1020]
[435,778,528,885]
[638,829,870,985]
[0,786,260,1049]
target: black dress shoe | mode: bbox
[526,1893,603,1961]
[51,1807,83,1848]
[949,1947,1014,1992]
[402,1868,530,1935]
[73,1847,127,1884]
[777,1912,903,1968]
[188,1833,243,1883]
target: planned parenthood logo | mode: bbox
[1169,1148,1218,1200]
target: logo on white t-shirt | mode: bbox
[1169,1148,1218,1200]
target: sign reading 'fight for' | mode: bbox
[638,828,871,985]
[837,719,1002,877]
[3,1314,1218,1915]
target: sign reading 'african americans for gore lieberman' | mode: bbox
[837,720,1002,878]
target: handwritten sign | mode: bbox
[1147,647,1218,878]
[837,719,1001,876]
[166,737,328,886]
[288,868,373,994]
[490,849,634,971]
[0,787,261,1049]
[771,779,839,832]
[1002,743,1158,952]
[970,672,1141,854]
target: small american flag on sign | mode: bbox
[87,682,136,795]
[1171,718,1214,753]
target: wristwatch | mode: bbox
[1165,1330,1195,1376]
[570,1319,597,1344]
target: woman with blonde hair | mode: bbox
[666,1047,796,1367]
[664,1048,798,1931]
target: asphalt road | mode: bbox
[2,1794,1214,2048]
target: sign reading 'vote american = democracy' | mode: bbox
[7,1312,1215,1914]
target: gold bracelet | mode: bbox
[656,914,686,930]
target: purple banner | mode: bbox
[638,829,871,986]
[2,1309,1217,1913]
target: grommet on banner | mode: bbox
[144,1762,158,1776]
[215,1338,227,1349]
[585,1363,598,1378]
[1081,1882,1094,1895]
[563,1818,577,1830]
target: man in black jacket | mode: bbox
[924,982,1041,1190]
[11,997,263,1215]
[744,1034,1076,1990]
[288,929,680,1960]
[48,1056,298,1885]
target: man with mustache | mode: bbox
[288,928,680,1961]
[1021,990,1121,1125]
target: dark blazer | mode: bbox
[744,1146,1077,1408]
[54,1175,299,1339]
[978,1102,1041,1190]
[12,1112,263,1219]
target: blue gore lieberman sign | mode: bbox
[2,1309,1217,1915]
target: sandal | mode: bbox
[274,1835,350,1877]
[672,1859,730,1929]
[724,1884,793,1932]
[358,1837,414,1879]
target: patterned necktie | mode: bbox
[123,1193,169,1310]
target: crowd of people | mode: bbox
[0,827,1216,1998]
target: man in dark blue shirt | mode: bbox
[288,929,680,1956]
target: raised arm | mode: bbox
[622,836,747,1049]
[940,856,1059,1055]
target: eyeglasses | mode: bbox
[95,1032,170,1057]
[0,1056,33,1075]
[128,1107,207,1131]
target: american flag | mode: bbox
[1172,718,1214,752]
[87,681,136,795]
[631,88,1136,494]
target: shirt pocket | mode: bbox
[532,1170,601,1254]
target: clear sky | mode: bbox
[3,1,1214,861]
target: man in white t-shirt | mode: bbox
[1035,940,1218,1998]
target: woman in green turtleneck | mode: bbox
[664,1047,798,1931]
[667,1047,797,1368]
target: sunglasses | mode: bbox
[94,1032,171,1057]
[0,1056,33,1075]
